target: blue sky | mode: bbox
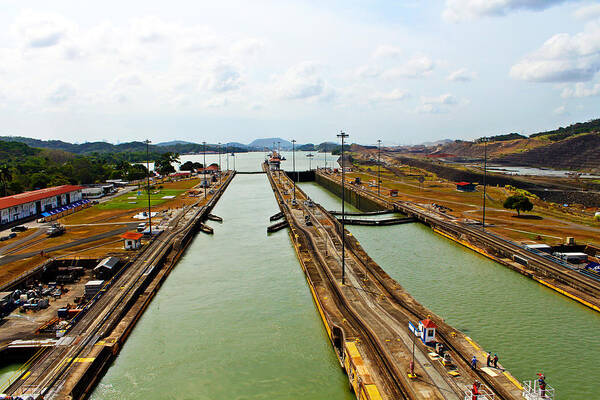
[0,0,599,145]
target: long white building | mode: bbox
[0,185,84,225]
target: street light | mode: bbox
[226,143,229,171]
[337,130,349,285]
[202,141,207,199]
[307,153,314,171]
[482,137,488,231]
[218,142,222,185]
[232,152,236,171]
[144,139,152,237]
[377,139,382,196]
[292,139,296,203]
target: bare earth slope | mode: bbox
[495,133,600,172]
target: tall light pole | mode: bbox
[202,141,207,199]
[218,142,222,185]
[226,143,229,171]
[377,139,382,196]
[337,130,349,285]
[144,139,152,236]
[324,149,327,169]
[292,139,296,203]
[307,153,314,170]
[482,137,488,231]
[232,152,236,171]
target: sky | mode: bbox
[0,0,599,145]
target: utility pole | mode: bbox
[203,141,207,199]
[377,139,382,196]
[482,137,488,231]
[337,130,349,285]
[292,139,296,203]
[144,139,152,237]
[218,142,222,185]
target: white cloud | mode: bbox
[369,89,410,102]
[204,62,243,92]
[574,4,600,20]
[510,21,600,82]
[353,65,381,79]
[447,68,476,81]
[12,11,73,48]
[383,56,435,79]
[561,82,600,97]
[443,0,570,22]
[372,45,402,59]
[46,82,77,104]
[273,61,333,100]
[417,93,459,113]
[553,105,567,114]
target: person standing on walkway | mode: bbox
[493,353,498,368]
[486,352,491,367]
[471,355,477,370]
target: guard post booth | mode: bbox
[121,231,143,250]
[418,319,437,345]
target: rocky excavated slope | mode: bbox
[495,133,600,172]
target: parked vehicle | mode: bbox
[47,223,66,237]
[11,225,28,232]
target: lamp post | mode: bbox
[218,142,222,185]
[324,149,327,169]
[482,137,488,231]
[144,139,152,236]
[226,143,229,171]
[292,139,296,203]
[202,141,207,199]
[232,152,236,171]
[377,139,382,196]
[337,130,349,285]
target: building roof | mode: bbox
[420,319,437,329]
[456,182,474,186]
[0,185,84,210]
[121,232,144,240]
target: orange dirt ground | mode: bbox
[0,176,215,286]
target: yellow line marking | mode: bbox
[535,278,600,312]
[464,336,480,351]
[503,371,523,390]
[21,371,31,380]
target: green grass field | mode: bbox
[97,189,185,210]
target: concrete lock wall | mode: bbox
[314,173,386,212]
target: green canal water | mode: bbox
[91,174,354,400]
[299,181,600,400]
[0,364,21,393]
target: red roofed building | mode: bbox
[121,231,144,250]
[418,319,437,344]
[455,182,476,192]
[0,185,84,225]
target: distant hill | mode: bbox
[529,118,600,141]
[402,118,600,172]
[248,138,293,150]
[156,140,196,146]
[0,136,248,155]
[420,139,452,147]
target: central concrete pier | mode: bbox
[265,166,523,400]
